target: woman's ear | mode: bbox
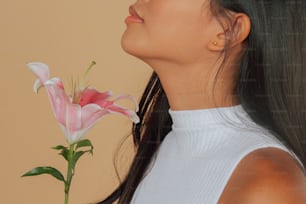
[207,32,227,51]
[229,13,251,47]
[208,13,251,51]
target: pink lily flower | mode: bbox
[27,62,139,144]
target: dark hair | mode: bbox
[98,1,306,203]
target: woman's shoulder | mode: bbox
[218,147,306,204]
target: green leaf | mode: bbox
[59,148,69,161]
[76,139,93,149]
[21,166,65,183]
[52,145,69,161]
[52,145,68,151]
[76,139,94,155]
[71,151,86,170]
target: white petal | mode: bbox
[58,123,87,144]
[113,94,139,112]
[82,103,103,111]
[129,110,140,123]
[44,78,60,86]
[33,79,42,94]
[27,62,50,82]
[70,128,91,144]
[58,123,71,144]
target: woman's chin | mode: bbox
[121,37,149,60]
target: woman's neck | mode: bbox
[146,58,240,110]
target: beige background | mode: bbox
[0,0,151,203]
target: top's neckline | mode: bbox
[169,104,250,129]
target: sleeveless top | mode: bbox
[130,104,302,204]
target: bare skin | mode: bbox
[122,0,306,203]
[218,148,306,204]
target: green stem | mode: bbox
[64,144,75,204]
[64,192,69,204]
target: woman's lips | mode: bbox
[125,6,144,24]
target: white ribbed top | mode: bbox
[130,104,298,204]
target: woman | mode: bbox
[99,0,306,203]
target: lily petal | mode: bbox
[66,103,82,133]
[33,79,42,94]
[27,62,50,83]
[65,103,82,144]
[44,80,70,126]
[44,77,65,89]
[59,123,91,145]
[79,88,112,107]
[113,94,139,112]
[107,103,140,123]
[81,104,109,130]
